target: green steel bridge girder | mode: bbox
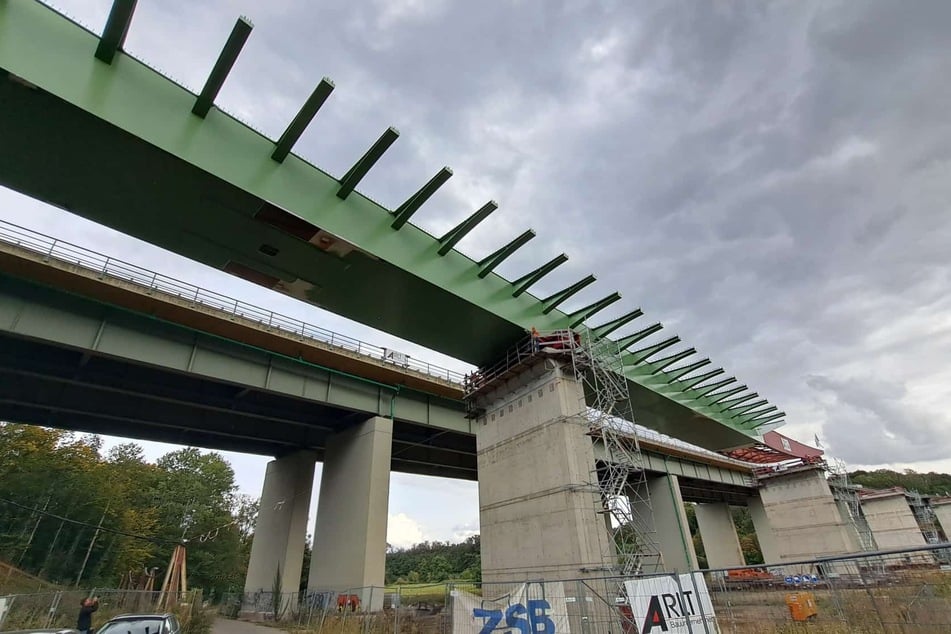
[0,0,783,450]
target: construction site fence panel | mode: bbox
[0,588,203,632]
[211,544,951,634]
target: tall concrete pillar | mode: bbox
[753,467,859,563]
[475,360,612,582]
[244,450,316,597]
[629,475,697,572]
[748,494,780,564]
[309,416,392,611]
[694,503,745,568]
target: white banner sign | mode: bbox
[0,595,13,630]
[623,574,718,633]
[452,582,570,634]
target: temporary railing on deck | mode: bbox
[0,219,465,386]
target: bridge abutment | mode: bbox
[244,450,317,598]
[694,502,745,568]
[308,415,392,611]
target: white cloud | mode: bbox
[387,513,427,549]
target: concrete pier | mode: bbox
[860,490,929,550]
[752,467,860,563]
[475,359,612,582]
[629,475,697,572]
[244,450,316,596]
[309,416,392,611]
[695,502,745,568]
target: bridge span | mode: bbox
[0,0,781,450]
[0,219,755,494]
[0,1,863,618]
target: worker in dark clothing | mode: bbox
[77,596,99,634]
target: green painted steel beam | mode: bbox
[438,201,498,256]
[192,17,253,118]
[568,292,621,327]
[95,0,137,64]
[338,127,400,200]
[665,358,710,382]
[707,385,747,405]
[591,309,643,338]
[718,392,758,410]
[627,336,681,364]
[478,229,535,278]
[617,323,663,350]
[738,406,779,426]
[650,348,696,374]
[694,377,737,398]
[748,412,784,428]
[735,408,778,428]
[728,399,768,418]
[392,167,453,229]
[512,254,568,297]
[679,368,723,389]
[542,275,596,314]
[271,78,335,162]
[0,1,783,450]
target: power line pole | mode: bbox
[16,495,51,567]
[75,503,109,587]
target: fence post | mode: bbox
[672,573,695,634]
[395,586,401,634]
[855,558,888,634]
[576,580,590,634]
[686,571,711,634]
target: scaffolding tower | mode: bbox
[908,491,941,544]
[827,459,876,552]
[568,331,664,576]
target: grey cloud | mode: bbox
[39,0,951,470]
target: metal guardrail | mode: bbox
[0,219,466,386]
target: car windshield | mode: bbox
[97,619,164,634]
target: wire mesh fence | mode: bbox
[209,545,951,634]
[218,584,452,633]
[0,588,203,632]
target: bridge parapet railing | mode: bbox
[0,219,465,386]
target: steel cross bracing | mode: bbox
[828,459,876,552]
[568,331,664,576]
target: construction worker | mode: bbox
[529,327,540,352]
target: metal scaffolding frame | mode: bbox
[907,491,941,544]
[567,331,664,576]
[828,459,877,552]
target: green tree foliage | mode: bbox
[386,536,480,584]
[0,423,253,598]
[849,469,951,496]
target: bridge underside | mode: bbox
[0,0,778,451]
[0,329,477,480]
[0,274,477,479]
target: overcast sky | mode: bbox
[3,0,950,546]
